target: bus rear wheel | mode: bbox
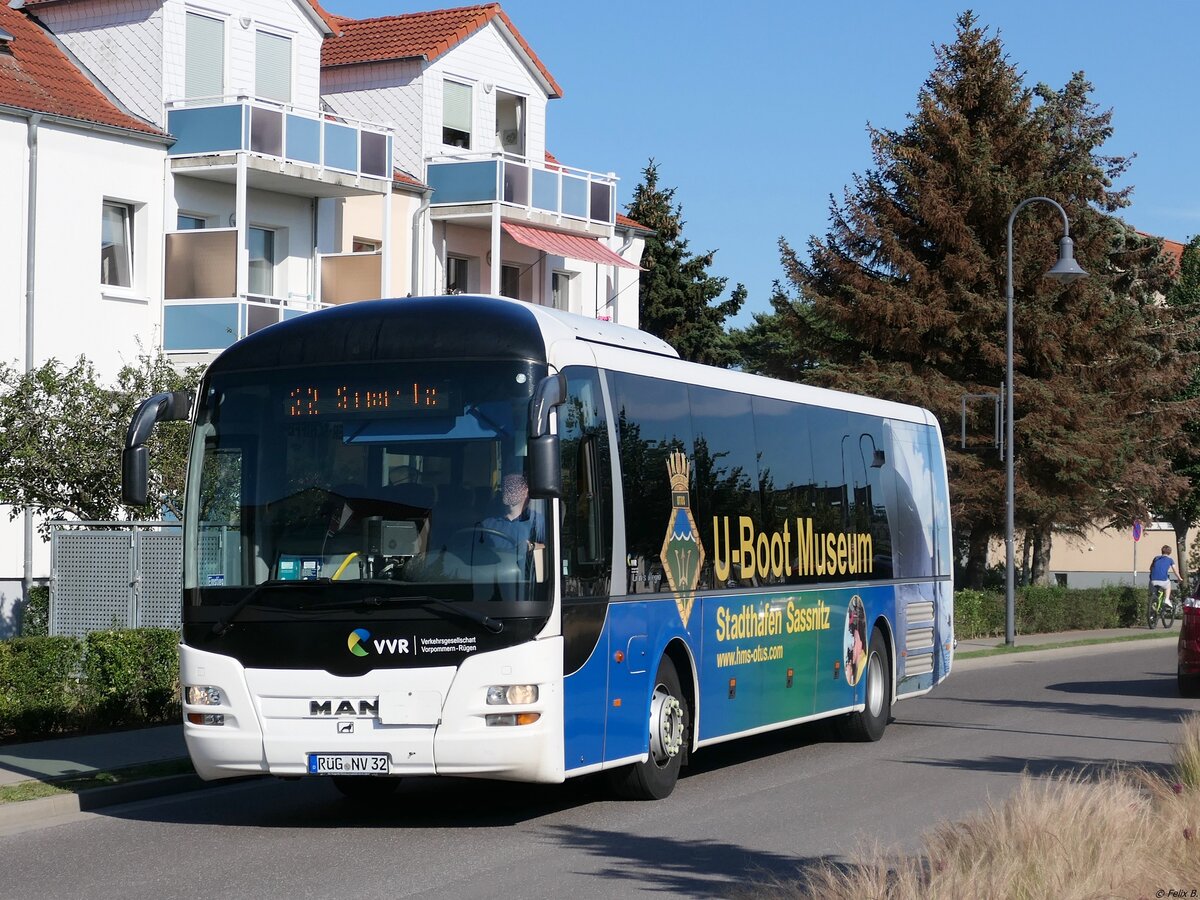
[330,775,402,800]
[838,628,891,742]
[606,657,688,800]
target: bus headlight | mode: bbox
[184,685,222,706]
[486,684,538,705]
[485,713,541,726]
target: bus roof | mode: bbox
[206,294,935,428]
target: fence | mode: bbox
[50,522,183,638]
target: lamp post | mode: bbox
[1005,197,1088,646]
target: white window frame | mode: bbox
[255,28,292,104]
[184,10,225,101]
[101,200,133,289]
[446,255,469,294]
[552,270,571,311]
[442,79,473,149]
[177,213,207,230]
[500,263,521,300]
[248,225,278,298]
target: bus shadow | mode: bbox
[533,824,831,897]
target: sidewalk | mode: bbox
[0,626,1180,833]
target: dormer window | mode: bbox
[0,26,14,55]
[442,80,472,149]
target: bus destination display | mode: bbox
[286,381,453,417]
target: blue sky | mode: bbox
[333,0,1200,325]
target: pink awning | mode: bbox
[501,222,640,269]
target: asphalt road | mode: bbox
[1,639,1191,900]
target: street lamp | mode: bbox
[1005,197,1088,647]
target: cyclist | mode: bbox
[1148,545,1182,621]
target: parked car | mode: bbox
[1179,585,1200,698]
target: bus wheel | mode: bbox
[838,629,891,742]
[330,776,402,800]
[606,657,688,800]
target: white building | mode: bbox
[0,0,647,634]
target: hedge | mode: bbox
[953,585,1142,639]
[0,629,179,742]
[20,585,49,638]
[0,585,1154,742]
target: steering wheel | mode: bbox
[451,526,519,548]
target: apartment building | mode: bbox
[0,0,646,631]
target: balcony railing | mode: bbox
[166,96,393,180]
[162,230,383,353]
[163,296,325,352]
[426,152,616,227]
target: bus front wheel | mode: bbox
[837,628,891,742]
[606,657,688,800]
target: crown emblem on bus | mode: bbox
[660,451,705,628]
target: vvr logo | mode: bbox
[347,628,371,656]
[347,628,411,656]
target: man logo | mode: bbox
[347,628,370,656]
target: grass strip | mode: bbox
[956,629,1176,659]
[0,758,193,805]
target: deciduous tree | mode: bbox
[0,353,200,531]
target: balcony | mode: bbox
[166,97,394,197]
[426,152,616,233]
[162,230,382,354]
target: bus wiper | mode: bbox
[304,591,504,634]
[210,580,326,637]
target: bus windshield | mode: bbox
[183,359,551,621]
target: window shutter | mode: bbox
[185,13,224,100]
[256,31,291,103]
[443,81,472,134]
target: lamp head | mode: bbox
[1045,235,1088,284]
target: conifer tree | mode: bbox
[1158,236,1200,582]
[753,13,1183,585]
[627,161,746,367]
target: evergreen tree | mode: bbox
[759,13,1183,586]
[1158,236,1200,583]
[627,160,746,366]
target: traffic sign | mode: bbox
[1133,521,1143,542]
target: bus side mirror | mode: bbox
[122,390,193,507]
[528,373,566,500]
[122,446,149,506]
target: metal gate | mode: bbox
[50,522,183,638]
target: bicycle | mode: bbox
[1147,581,1180,629]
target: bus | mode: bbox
[123,295,953,800]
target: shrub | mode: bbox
[954,584,1139,639]
[952,589,1004,639]
[0,636,85,740]
[83,629,180,728]
[20,585,49,638]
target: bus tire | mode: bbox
[330,775,402,800]
[605,657,688,800]
[838,628,891,742]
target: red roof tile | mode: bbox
[1162,237,1185,272]
[1138,231,1187,274]
[0,5,161,135]
[323,4,561,98]
[617,213,651,233]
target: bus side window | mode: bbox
[560,367,613,599]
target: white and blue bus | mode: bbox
[123,295,953,800]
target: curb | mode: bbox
[0,770,206,832]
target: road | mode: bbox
[1,639,1191,900]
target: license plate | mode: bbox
[307,753,390,775]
